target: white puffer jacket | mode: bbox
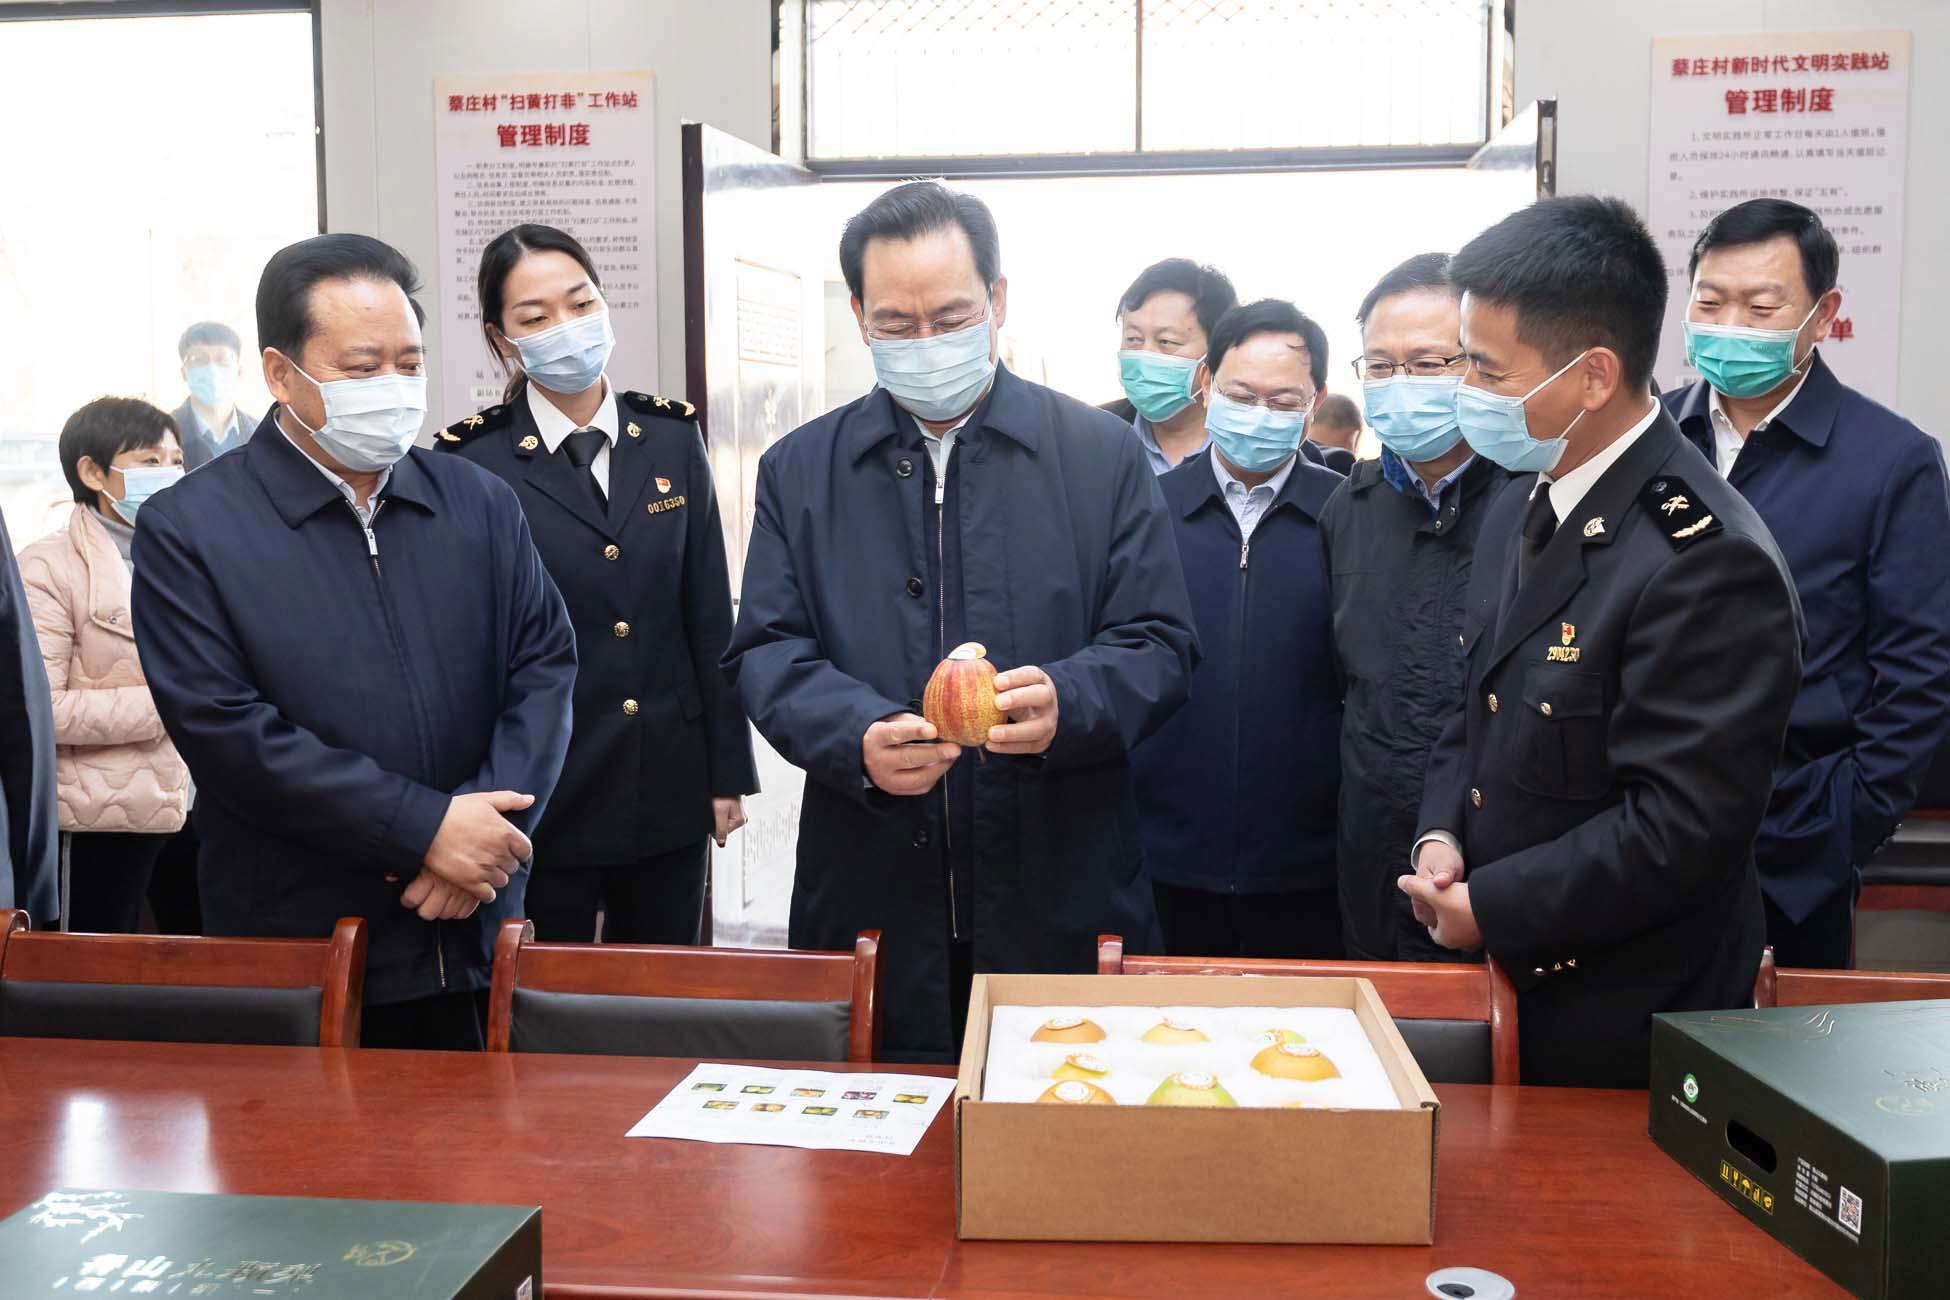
[18,504,188,833]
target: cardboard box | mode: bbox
[954,973,1440,1243]
[1649,1000,1950,1300]
[0,1188,540,1298]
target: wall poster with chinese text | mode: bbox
[433,71,656,422]
[1647,32,1909,404]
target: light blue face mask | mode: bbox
[1206,390,1309,474]
[514,310,615,395]
[1454,350,1589,475]
[1363,375,1465,463]
[185,363,236,409]
[1118,350,1201,423]
[1683,303,1818,400]
[108,464,184,525]
[869,314,996,422]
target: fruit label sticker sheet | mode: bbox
[983,1006,1401,1110]
[627,1064,955,1154]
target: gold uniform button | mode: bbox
[603,544,620,561]
[1488,693,1499,713]
[1470,788,1483,808]
[1540,701,1554,717]
[622,698,639,716]
[1534,966,1547,978]
[614,621,631,638]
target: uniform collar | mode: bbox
[1540,398,1660,525]
[846,363,1040,463]
[1672,348,1841,450]
[526,378,620,453]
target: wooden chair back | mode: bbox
[1097,935,1519,1085]
[0,910,366,1048]
[1754,946,1950,1008]
[487,922,883,1062]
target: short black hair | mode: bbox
[1687,197,1839,301]
[255,233,425,362]
[1116,258,1238,339]
[1356,252,1454,328]
[1448,195,1667,388]
[1205,299,1329,390]
[60,397,179,505]
[177,321,242,360]
[839,181,1001,302]
[1312,393,1362,432]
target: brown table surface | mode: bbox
[0,1038,1844,1299]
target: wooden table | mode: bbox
[0,1039,1844,1298]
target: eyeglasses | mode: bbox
[1353,354,1467,381]
[866,310,986,342]
[1216,387,1313,414]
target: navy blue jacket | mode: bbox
[1134,451,1343,895]
[723,366,1198,1057]
[131,413,577,1005]
[0,510,59,920]
[1665,353,1950,922]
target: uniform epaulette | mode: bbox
[433,403,513,450]
[621,390,697,421]
[1641,473,1722,550]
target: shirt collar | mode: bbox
[1210,444,1300,501]
[1539,398,1659,524]
[526,378,619,454]
[1708,364,1811,441]
[276,417,394,511]
[1135,412,1211,471]
[1379,446,1477,512]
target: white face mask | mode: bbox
[280,357,426,472]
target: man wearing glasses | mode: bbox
[1131,299,1348,959]
[1321,253,1511,962]
[724,181,1198,1061]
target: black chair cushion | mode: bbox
[0,980,323,1047]
[510,988,851,1060]
[1396,1017,1492,1085]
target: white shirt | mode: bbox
[1209,446,1298,544]
[1536,398,1661,525]
[1410,398,1661,870]
[912,411,976,504]
[528,378,619,495]
[1706,368,1811,476]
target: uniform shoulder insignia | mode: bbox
[435,404,513,450]
[621,390,698,422]
[1640,474,1722,550]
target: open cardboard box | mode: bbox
[954,973,1440,1243]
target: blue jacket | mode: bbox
[722,366,1198,1057]
[1134,451,1344,895]
[1665,352,1950,922]
[131,413,577,1005]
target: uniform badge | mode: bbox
[1641,474,1722,550]
[462,414,485,429]
[656,477,672,494]
[1582,516,1605,538]
[627,422,642,439]
[1547,622,1581,663]
[519,435,540,451]
[1661,494,1690,515]
[654,395,671,410]
[434,429,461,443]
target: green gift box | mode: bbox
[0,1188,539,1298]
[1649,999,1950,1299]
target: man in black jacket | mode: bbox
[0,510,59,923]
[1323,253,1508,962]
[1402,196,1803,1088]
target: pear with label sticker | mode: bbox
[923,641,1007,746]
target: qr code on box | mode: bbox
[1839,1185,1864,1234]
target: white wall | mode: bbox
[319,0,772,408]
[1516,0,1948,438]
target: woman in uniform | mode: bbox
[438,223,756,944]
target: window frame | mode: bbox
[0,0,326,233]
[788,0,1505,178]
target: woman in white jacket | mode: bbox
[18,397,189,932]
